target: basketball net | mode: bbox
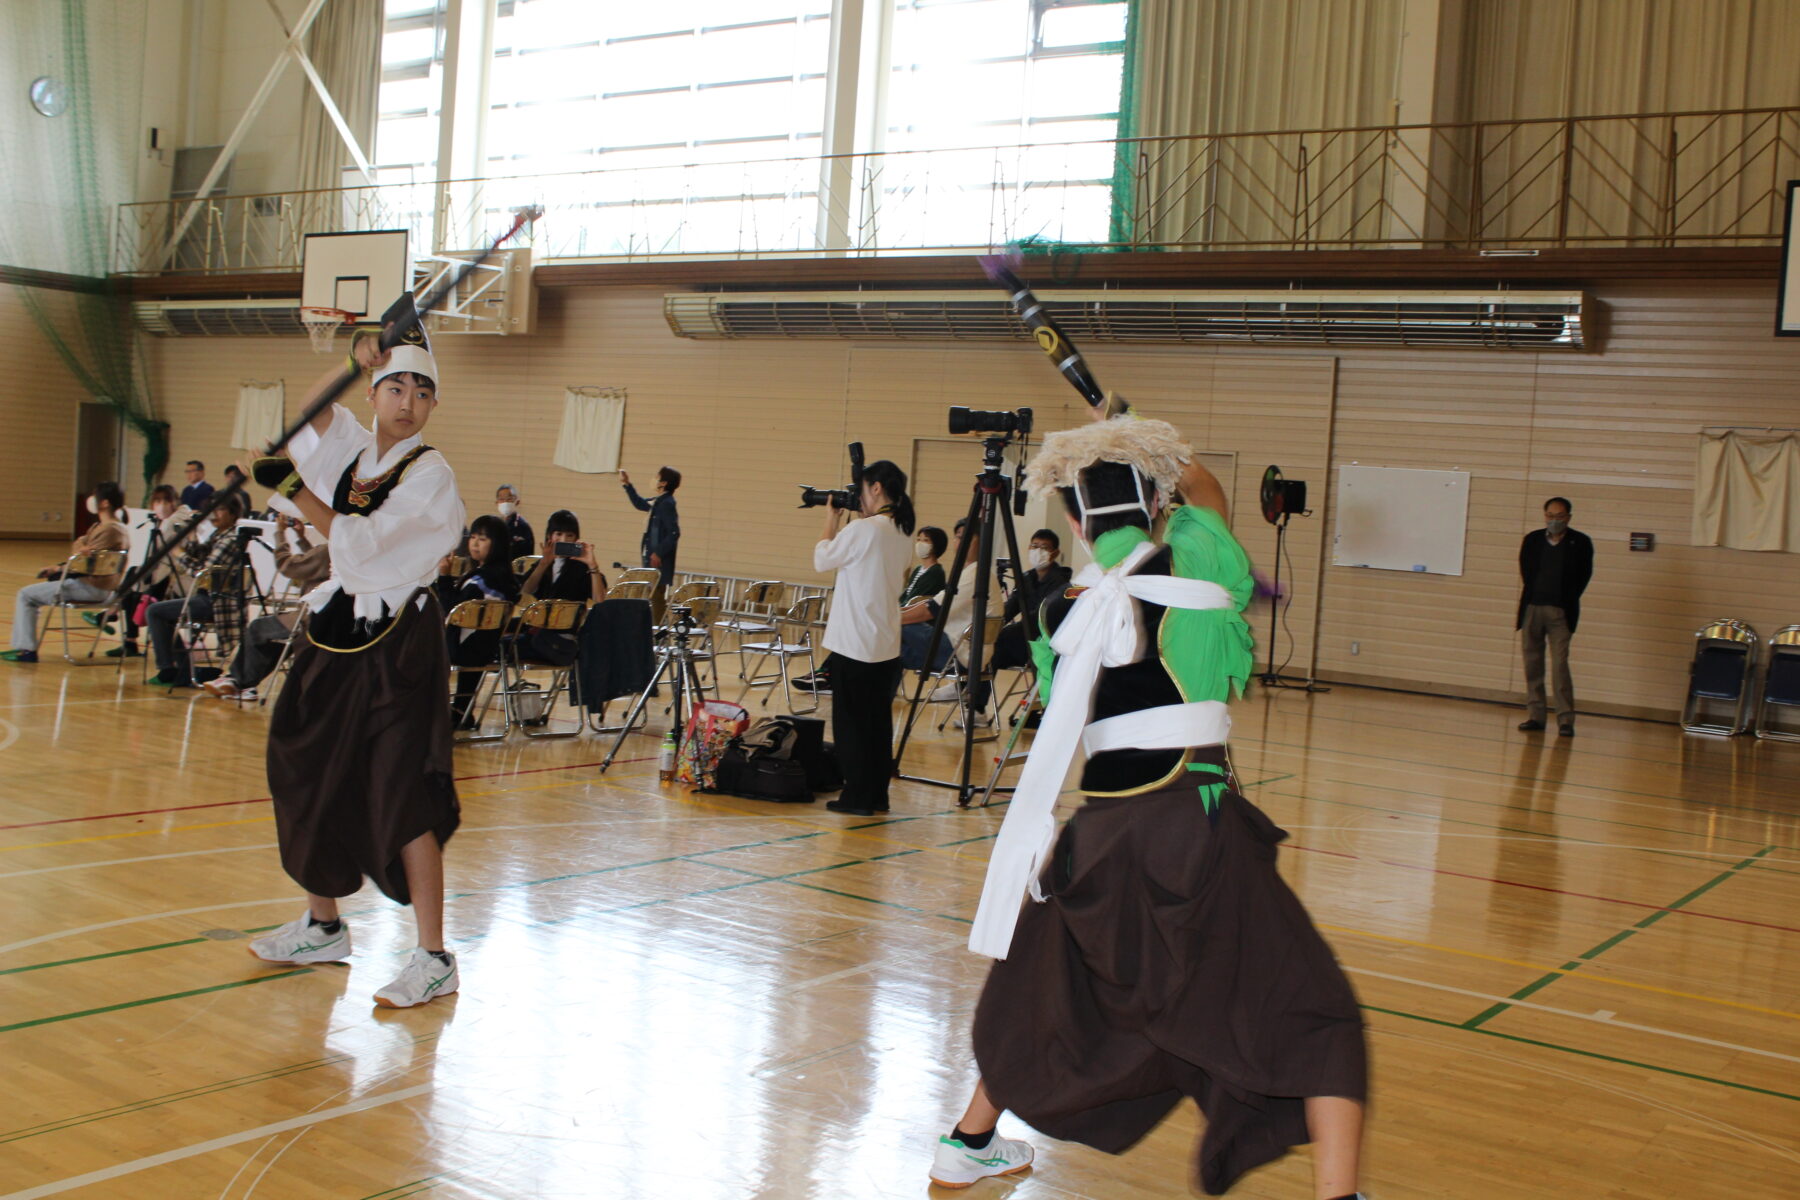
[300,306,351,354]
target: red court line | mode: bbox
[0,757,651,832]
[1287,843,1797,935]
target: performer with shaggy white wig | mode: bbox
[245,296,467,1010]
[930,415,1368,1198]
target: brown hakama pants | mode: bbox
[972,768,1367,1195]
[267,591,460,904]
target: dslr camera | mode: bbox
[948,406,1033,437]
[797,441,866,510]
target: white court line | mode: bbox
[0,718,18,753]
[0,843,279,880]
[1347,966,1800,1066]
[0,1084,433,1200]
[0,898,299,956]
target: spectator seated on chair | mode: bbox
[981,527,1072,718]
[143,494,244,686]
[901,525,948,606]
[435,514,522,728]
[899,518,999,682]
[516,508,606,667]
[3,481,131,664]
[202,513,331,700]
[102,484,188,660]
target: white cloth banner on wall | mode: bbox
[554,387,626,474]
[1693,429,1800,553]
[232,381,286,451]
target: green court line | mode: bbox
[1325,776,1800,862]
[0,968,311,1034]
[0,1031,441,1144]
[1238,730,1800,820]
[1366,1003,1800,1103]
[1460,846,1775,1030]
[357,1175,449,1200]
[0,936,210,977]
[1268,784,1800,877]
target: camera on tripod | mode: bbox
[948,407,1033,437]
[667,603,696,630]
[796,441,865,510]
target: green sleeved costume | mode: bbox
[1032,503,1255,707]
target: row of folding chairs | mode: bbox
[1682,619,1800,740]
[447,596,588,742]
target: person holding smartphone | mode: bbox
[518,508,606,665]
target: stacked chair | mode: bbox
[1682,619,1758,736]
[1754,624,1800,741]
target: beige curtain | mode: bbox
[295,0,382,220]
[1693,430,1800,552]
[554,388,626,474]
[1125,0,1402,248]
[232,381,286,452]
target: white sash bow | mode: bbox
[966,540,1234,959]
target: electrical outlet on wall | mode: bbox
[1350,641,1361,656]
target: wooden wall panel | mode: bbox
[140,278,1800,721]
[1,287,89,537]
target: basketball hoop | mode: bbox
[299,306,353,354]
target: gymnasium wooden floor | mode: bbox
[0,544,1795,1199]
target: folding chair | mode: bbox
[737,596,825,714]
[176,563,255,684]
[923,615,1007,741]
[615,566,662,589]
[607,580,654,602]
[1682,619,1757,736]
[504,598,587,739]
[1754,624,1800,741]
[446,598,515,742]
[716,581,788,686]
[662,593,722,696]
[257,606,309,709]
[512,554,542,581]
[46,550,130,665]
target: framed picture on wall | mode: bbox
[1778,180,1800,336]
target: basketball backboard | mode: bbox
[301,230,411,326]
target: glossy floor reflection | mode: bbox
[0,547,1796,1198]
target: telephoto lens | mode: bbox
[948,406,1033,436]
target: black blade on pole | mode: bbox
[978,255,1118,413]
[132,207,542,587]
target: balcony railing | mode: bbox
[113,106,1800,276]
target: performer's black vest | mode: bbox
[1041,544,1186,795]
[307,445,435,652]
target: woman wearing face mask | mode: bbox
[3,481,131,663]
[900,526,948,606]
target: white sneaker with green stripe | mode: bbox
[248,913,352,964]
[929,1132,1033,1188]
[373,947,459,1008]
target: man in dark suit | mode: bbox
[1517,496,1594,737]
[620,466,681,586]
[180,460,214,510]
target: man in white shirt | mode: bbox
[812,459,916,816]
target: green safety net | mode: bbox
[0,0,165,498]
[1107,0,1142,248]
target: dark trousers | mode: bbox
[826,651,903,811]
[969,621,1031,710]
[227,612,295,688]
[148,593,213,679]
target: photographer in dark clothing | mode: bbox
[621,466,681,587]
[1516,496,1594,737]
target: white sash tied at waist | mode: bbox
[1082,700,1231,756]
[967,540,1234,960]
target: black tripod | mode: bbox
[599,605,709,774]
[893,436,1030,807]
[1258,511,1329,693]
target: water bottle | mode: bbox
[658,730,677,784]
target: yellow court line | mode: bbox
[1321,923,1800,1022]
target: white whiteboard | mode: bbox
[1332,466,1470,576]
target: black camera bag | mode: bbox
[712,719,814,803]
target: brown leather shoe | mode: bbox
[1517,719,1546,731]
[1559,723,1575,737]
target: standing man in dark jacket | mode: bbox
[620,466,681,586]
[1516,496,1594,737]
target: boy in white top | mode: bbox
[812,459,915,816]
